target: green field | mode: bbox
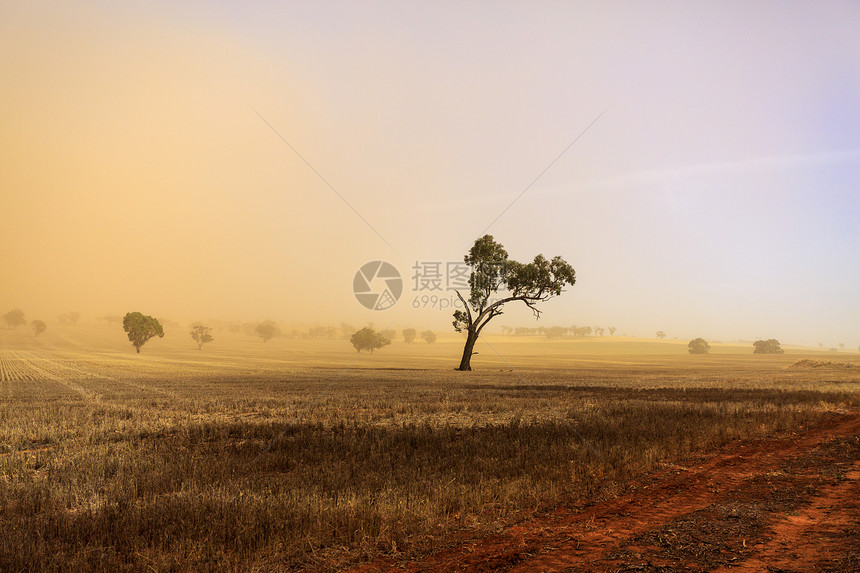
[1,325,858,571]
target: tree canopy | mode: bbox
[421,330,437,344]
[122,312,164,353]
[402,328,417,343]
[350,327,391,353]
[753,339,784,354]
[452,235,575,370]
[4,309,26,328]
[254,320,280,342]
[190,324,214,350]
[688,338,710,354]
[31,320,47,337]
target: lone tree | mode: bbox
[31,320,47,337]
[350,327,391,353]
[254,320,280,342]
[688,338,710,354]
[608,326,616,336]
[190,324,214,350]
[402,328,417,343]
[122,312,164,353]
[656,331,666,340]
[421,330,437,344]
[753,339,784,354]
[452,235,576,371]
[4,309,26,328]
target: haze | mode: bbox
[2,1,859,348]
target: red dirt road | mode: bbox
[352,412,860,572]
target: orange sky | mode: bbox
[2,2,859,347]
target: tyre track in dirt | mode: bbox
[351,412,860,573]
[712,459,860,572]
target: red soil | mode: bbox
[350,412,860,572]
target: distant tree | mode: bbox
[254,320,280,342]
[500,325,513,336]
[340,322,356,339]
[753,339,784,354]
[839,343,845,351]
[350,327,391,353]
[4,309,26,328]
[656,331,666,340]
[595,327,605,336]
[544,326,568,339]
[307,326,337,338]
[122,312,164,353]
[688,338,710,354]
[379,329,397,342]
[608,326,616,336]
[57,312,81,325]
[189,324,214,350]
[31,320,47,337]
[402,328,417,343]
[421,330,437,344]
[452,235,575,370]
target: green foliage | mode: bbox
[4,309,26,328]
[452,236,576,333]
[753,339,784,354]
[31,320,47,337]
[688,338,710,354]
[350,327,391,353]
[402,328,417,343]
[254,320,280,342]
[453,236,576,370]
[421,330,437,344]
[189,324,214,350]
[122,312,164,353]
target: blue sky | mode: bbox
[1,1,858,346]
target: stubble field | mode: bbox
[1,325,858,571]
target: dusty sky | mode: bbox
[2,1,859,347]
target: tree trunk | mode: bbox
[457,329,478,371]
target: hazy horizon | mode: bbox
[2,2,859,349]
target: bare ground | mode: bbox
[349,411,860,572]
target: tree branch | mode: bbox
[454,290,473,327]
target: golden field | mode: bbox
[1,324,858,571]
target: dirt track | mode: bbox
[352,412,860,572]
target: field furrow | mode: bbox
[24,350,181,399]
[7,350,99,400]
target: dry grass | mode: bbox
[1,326,858,571]
[790,359,858,369]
